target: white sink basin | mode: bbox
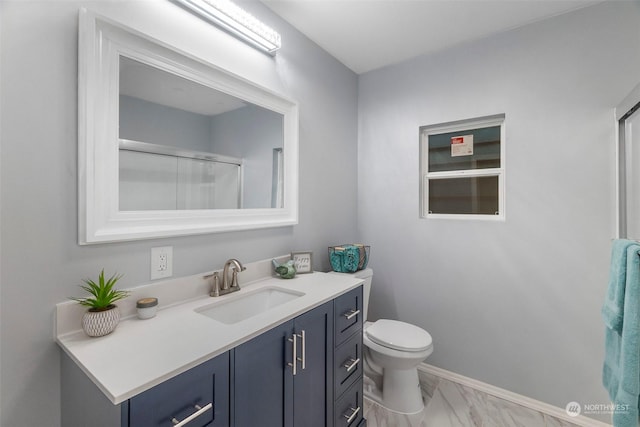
[196,287,305,324]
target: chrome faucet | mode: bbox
[221,258,245,295]
[204,259,246,297]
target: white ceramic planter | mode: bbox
[82,305,120,337]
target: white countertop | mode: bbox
[56,267,362,405]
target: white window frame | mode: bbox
[420,114,506,221]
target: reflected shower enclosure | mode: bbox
[118,56,284,211]
[119,143,241,210]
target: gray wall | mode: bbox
[358,1,640,420]
[0,1,358,425]
[210,105,283,208]
[119,95,213,152]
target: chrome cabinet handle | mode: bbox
[287,333,297,375]
[171,403,212,427]
[343,406,361,424]
[296,330,306,370]
[344,309,360,320]
[343,357,360,372]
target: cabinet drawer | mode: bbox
[334,331,363,398]
[334,286,363,346]
[128,352,229,427]
[334,379,364,427]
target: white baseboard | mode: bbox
[418,363,612,427]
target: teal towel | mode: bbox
[329,245,361,273]
[603,240,638,332]
[342,245,360,272]
[603,239,640,426]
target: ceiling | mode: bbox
[120,56,247,116]
[262,0,603,74]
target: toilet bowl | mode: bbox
[330,269,433,414]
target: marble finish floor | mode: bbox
[363,370,581,427]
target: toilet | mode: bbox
[331,268,433,414]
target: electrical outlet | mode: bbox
[151,246,173,280]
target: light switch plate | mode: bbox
[151,246,173,280]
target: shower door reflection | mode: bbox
[119,145,241,211]
[623,108,640,239]
[617,82,640,239]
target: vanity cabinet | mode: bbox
[334,286,364,346]
[233,300,334,427]
[333,286,365,427]
[128,352,229,427]
[61,285,365,427]
[61,351,230,427]
[234,287,365,427]
[334,331,363,403]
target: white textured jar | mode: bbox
[136,298,158,319]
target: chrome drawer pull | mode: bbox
[287,333,298,375]
[344,309,360,320]
[343,357,360,372]
[343,406,361,424]
[296,330,306,370]
[171,403,212,427]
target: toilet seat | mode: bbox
[365,319,432,352]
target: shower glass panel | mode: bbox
[119,149,241,211]
[120,150,178,211]
[211,162,241,209]
[617,81,640,239]
[177,158,216,210]
[624,108,640,239]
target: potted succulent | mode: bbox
[71,270,130,337]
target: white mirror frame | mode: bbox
[78,9,299,244]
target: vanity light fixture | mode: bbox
[174,0,282,54]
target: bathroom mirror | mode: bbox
[78,10,298,244]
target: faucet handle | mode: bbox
[209,272,220,297]
[230,270,240,289]
[229,260,245,288]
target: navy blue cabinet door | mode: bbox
[293,301,334,427]
[128,352,229,427]
[233,320,295,427]
[233,301,334,427]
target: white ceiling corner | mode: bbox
[262,0,604,74]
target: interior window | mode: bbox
[420,114,505,220]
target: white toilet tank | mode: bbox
[331,268,373,320]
